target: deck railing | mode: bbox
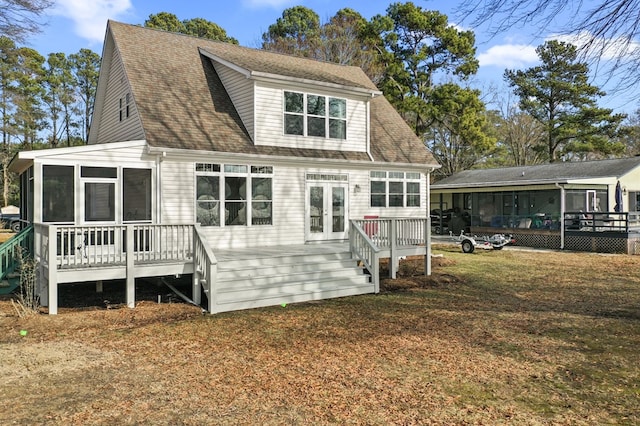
[39,224,195,268]
[564,212,634,233]
[351,217,429,248]
[349,221,381,292]
[0,225,34,294]
[193,224,217,313]
[350,217,431,282]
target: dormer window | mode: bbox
[284,91,346,140]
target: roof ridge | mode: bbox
[108,20,368,72]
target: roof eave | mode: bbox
[199,48,382,98]
[432,178,571,189]
[146,145,438,171]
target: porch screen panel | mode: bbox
[42,165,74,222]
[85,183,115,221]
[225,176,247,226]
[196,176,220,226]
[252,177,272,225]
[123,168,152,221]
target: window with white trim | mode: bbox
[370,171,421,208]
[284,91,346,139]
[119,93,130,122]
[195,163,273,227]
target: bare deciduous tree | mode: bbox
[0,0,52,43]
[456,0,640,89]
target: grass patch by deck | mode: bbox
[1,246,639,424]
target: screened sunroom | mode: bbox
[431,158,640,254]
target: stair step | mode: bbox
[219,251,352,269]
[217,258,357,278]
[0,276,20,295]
[218,267,364,287]
[213,279,374,312]
[217,274,370,297]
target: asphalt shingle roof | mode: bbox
[432,157,640,188]
[108,21,437,166]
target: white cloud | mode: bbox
[52,0,133,43]
[242,0,296,8]
[477,44,538,68]
[548,31,640,61]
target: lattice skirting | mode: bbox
[470,228,640,254]
[512,232,562,250]
[564,233,640,254]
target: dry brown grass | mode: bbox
[1,246,639,425]
[0,230,15,243]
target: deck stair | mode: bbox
[0,226,33,295]
[211,244,373,312]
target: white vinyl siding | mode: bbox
[254,81,368,152]
[212,61,255,140]
[160,159,195,224]
[95,48,145,144]
[189,163,306,249]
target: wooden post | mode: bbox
[47,225,58,315]
[126,225,135,308]
[425,217,431,276]
[192,226,201,305]
[390,219,397,279]
[207,261,217,314]
[96,280,103,293]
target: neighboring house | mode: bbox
[431,157,640,253]
[9,21,439,314]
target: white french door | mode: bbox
[306,181,349,241]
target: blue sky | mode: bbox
[26,0,640,115]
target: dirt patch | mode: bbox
[0,341,115,385]
[380,254,461,291]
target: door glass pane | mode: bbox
[332,187,345,232]
[310,186,323,233]
[85,182,115,221]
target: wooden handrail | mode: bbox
[193,224,218,313]
[349,220,381,293]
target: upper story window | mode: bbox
[284,91,346,140]
[370,171,421,208]
[119,93,130,122]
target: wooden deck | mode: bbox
[31,218,431,315]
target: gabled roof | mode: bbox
[96,21,437,167]
[432,157,640,189]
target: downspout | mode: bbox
[426,168,433,276]
[156,152,164,224]
[556,183,565,249]
[366,96,374,162]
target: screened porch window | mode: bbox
[123,168,152,221]
[43,165,74,222]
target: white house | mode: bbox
[10,21,439,314]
